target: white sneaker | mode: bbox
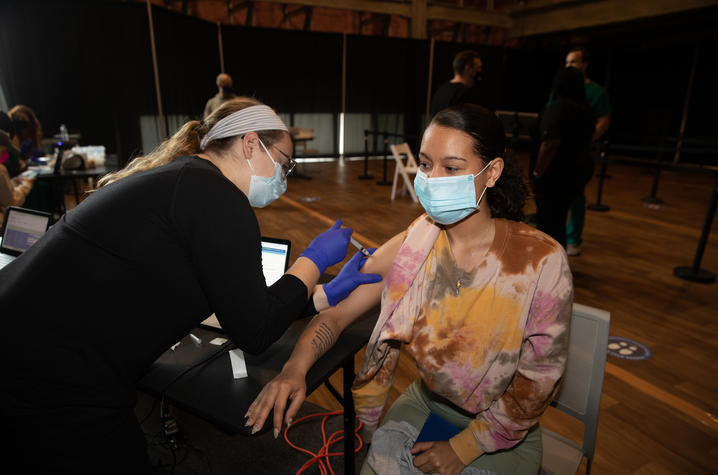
[566,243,581,256]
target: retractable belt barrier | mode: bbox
[361,130,418,185]
[588,141,718,284]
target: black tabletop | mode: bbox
[137,304,380,435]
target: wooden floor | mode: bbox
[74,154,718,473]
[251,156,718,474]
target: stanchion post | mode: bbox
[588,141,611,212]
[642,146,666,205]
[358,130,373,179]
[674,173,717,283]
[377,133,392,186]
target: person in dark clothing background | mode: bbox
[533,67,595,248]
[430,50,483,118]
[8,104,44,163]
[0,97,381,473]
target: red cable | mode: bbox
[283,410,364,475]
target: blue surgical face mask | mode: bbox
[414,160,493,225]
[246,139,287,208]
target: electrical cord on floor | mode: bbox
[283,410,364,475]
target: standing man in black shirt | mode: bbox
[430,50,483,118]
[0,97,381,473]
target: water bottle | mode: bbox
[60,124,69,142]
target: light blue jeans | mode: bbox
[360,380,542,474]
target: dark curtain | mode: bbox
[346,35,430,151]
[500,45,563,113]
[0,0,156,163]
[221,26,342,114]
[608,42,694,149]
[152,6,220,121]
[684,39,717,144]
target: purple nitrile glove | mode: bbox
[324,248,381,306]
[299,219,353,275]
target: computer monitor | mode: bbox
[260,237,291,285]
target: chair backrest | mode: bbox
[390,143,418,172]
[552,303,610,463]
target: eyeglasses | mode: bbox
[272,146,296,177]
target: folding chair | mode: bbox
[390,143,419,203]
[540,303,610,475]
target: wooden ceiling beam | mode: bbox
[511,0,718,37]
[254,0,513,30]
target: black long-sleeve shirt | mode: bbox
[0,156,307,411]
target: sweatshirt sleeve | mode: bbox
[171,164,308,354]
[352,345,402,433]
[449,249,573,464]
[0,165,31,208]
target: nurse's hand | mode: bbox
[323,249,381,306]
[300,219,353,275]
[245,363,307,439]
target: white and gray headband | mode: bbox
[199,105,288,150]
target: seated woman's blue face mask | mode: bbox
[414,159,493,225]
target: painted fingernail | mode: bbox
[245,419,252,426]
[273,428,279,439]
[287,417,293,425]
[252,425,260,434]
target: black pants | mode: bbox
[3,405,152,474]
[535,188,579,248]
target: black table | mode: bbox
[33,165,116,215]
[137,305,380,475]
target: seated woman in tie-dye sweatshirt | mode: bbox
[246,104,572,475]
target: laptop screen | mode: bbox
[1,207,51,256]
[261,238,291,285]
[200,237,291,331]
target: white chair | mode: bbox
[390,143,419,203]
[540,303,610,475]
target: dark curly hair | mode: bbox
[431,104,527,222]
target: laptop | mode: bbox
[0,206,52,270]
[201,236,291,331]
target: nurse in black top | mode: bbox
[0,97,380,473]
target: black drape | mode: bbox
[0,0,156,162]
[221,26,342,114]
[346,35,429,152]
[152,6,221,121]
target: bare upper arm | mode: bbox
[319,230,407,332]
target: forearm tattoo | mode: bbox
[310,322,335,359]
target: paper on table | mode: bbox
[229,349,248,379]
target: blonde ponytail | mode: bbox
[97,121,205,187]
[97,96,278,188]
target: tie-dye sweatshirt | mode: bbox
[352,215,572,465]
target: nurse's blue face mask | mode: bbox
[245,139,287,208]
[413,159,493,225]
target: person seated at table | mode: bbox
[0,111,24,178]
[0,97,380,473]
[0,112,34,226]
[246,104,572,475]
[9,104,44,163]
